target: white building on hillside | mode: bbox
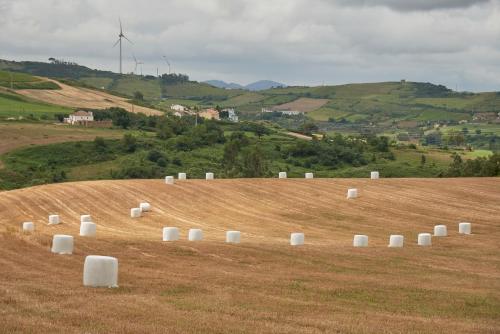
[223,108,239,122]
[171,104,187,112]
[64,110,94,125]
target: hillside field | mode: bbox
[15,79,162,116]
[0,178,498,333]
[0,122,127,156]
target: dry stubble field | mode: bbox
[0,178,499,333]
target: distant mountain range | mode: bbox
[204,79,286,91]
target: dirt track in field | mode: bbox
[0,178,499,333]
[15,78,162,116]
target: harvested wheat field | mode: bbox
[15,78,162,116]
[0,178,499,333]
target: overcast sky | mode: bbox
[0,0,499,91]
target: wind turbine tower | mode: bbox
[162,56,171,74]
[113,18,133,74]
[133,55,144,75]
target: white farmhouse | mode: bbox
[64,110,94,125]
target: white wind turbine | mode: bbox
[133,54,144,75]
[113,18,133,74]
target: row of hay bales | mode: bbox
[164,171,380,183]
[18,171,473,289]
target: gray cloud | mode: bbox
[336,0,491,11]
[0,0,499,91]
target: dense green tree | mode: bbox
[122,134,137,152]
[241,146,266,177]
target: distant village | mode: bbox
[62,105,241,126]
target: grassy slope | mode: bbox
[0,122,127,156]
[0,178,498,333]
[0,90,71,118]
[0,70,60,90]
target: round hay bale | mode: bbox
[226,231,241,244]
[418,233,432,246]
[165,176,174,185]
[459,222,472,234]
[80,215,92,223]
[139,202,151,212]
[22,222,35,233]
[347,188,358,199]
[206,172,214,180]
[163,227,180,241]
[278,172,287,179]
[130,208,141,218]
[51,234,74,254]
[305,172,314,179]
[353,234,368,247]
[83,255,118,288]
[290,232,304,246]
[388,235,404,247]
[188,229,203,241]
[48,215,60,225]
[434,225,447,237]
[80,221,97,237]
[371,171,379,179]
[178,172,187,180]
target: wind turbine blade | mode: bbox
[113,38,120,47]
[119,17,122,33]
[123,34,133,44]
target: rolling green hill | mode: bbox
[1,59,499,128]
[0,70,60,90]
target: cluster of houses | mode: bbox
[170,104,239,122]
[61,105,240,127]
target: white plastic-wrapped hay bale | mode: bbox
[434,225,447,237]
[347,188,358,199]
[80,215,92,223]
[353,234,368,247]
[80,221,96,237]
[51,234,74,254]
[165,176,174,185]
[22,222,35,233]
[370,171,379,179]
[188,229,203,241]
[48,214,60,225]
[418,233,432,246]
[178,172,187,180]
[388,235,404,248]
[290,233,304,246]
[83,255,118,288]
[206,172,214,180]
[226,231,241,244]
[130,208,141,218]
[459,222,472,234]
[139,202,151,212]
[305,172,314,179]
[279,172,287,179]
[163,227,180,241]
